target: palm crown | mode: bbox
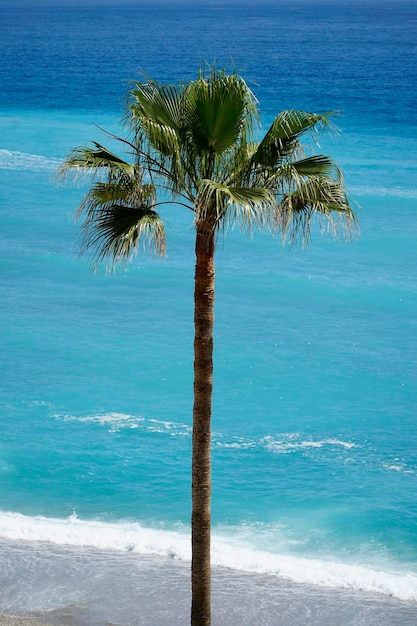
[60,67,355,266]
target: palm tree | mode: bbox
[59,66,357,626]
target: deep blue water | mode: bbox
[1,2,417,624]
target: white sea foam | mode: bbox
[0,510,191,561]
[60,412,144,432]
[261,435,356,454]
[211,540,417,603]
[216,432,356,454]
[351,185,417,199]
[147,418,191,436]
[0,149,61,171]
[1,510,416,602]
[383,463,414,474]
[58,413,357,454]
[215,441,257,450]
[56,412,191,436]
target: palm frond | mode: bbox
[186,70,258,157]
[130,81,184,131]
[252,156,342,197]
[129,81,184,156]
[290,154,341,179]
[197,179,275,232]
[57,142,135,181]
[60,66,358,264]
[77,179,156,218]
[272,110,335,139]
[277,177,358,245]
[79,203,166,271]
[251,110,335,167]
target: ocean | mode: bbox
[1,1,417,624]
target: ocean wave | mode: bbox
[0,149,61,171]
[57,412,357,454]
[383,463,415,475]
[0,510,191,560]
[56,412,417,475]
[216,433,356,455]
[350,185,417,199]
[0,511,416,602]
[60,411,144,432]
[56,411,192,436]
[260,435,356,454]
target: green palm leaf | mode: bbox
[79,203,166,270]
[78,180,156,216]
[130,81,184,157]
[197,179,275,231]
[131,81,184,131]
[251,110,334,167]
[277,176,357,244]
[59,142,135,177]
[255,155,342,196]
[290,154,341,178]
[186,70,257,156]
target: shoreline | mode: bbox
[2,538,417,626]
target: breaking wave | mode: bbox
[351,184,417,198]
[0,510,416,602]
[0,149,61,171]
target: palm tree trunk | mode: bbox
[191,220,215,626]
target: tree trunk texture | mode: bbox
[191,221,215,626]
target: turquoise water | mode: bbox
[1,2,417,624]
